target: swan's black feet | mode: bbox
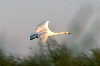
[30,36,39,40]
[35,36,39,38]
[30,38,35,40]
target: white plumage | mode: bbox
[30,21,71,44]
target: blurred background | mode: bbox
[0,0,100,66]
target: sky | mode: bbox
[0,0,100,58]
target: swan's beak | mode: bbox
[65,32,71,34]
[68,32,71,34]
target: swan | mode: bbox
[30,21,71,44]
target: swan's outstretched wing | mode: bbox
[36,21,49,33]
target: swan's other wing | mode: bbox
[39,32,48,44]
[36,21,49,33]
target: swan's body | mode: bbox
[30,21,71,44]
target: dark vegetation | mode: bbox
[0,38,100,66]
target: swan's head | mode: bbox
[64,32,71,34]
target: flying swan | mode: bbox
[30,21,71,44]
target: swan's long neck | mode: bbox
[49,31,69,36]
[54,32,68,35]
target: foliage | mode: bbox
[0,39,100,66]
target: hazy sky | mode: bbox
[0,0,100,57]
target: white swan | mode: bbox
[30,21,71,44]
